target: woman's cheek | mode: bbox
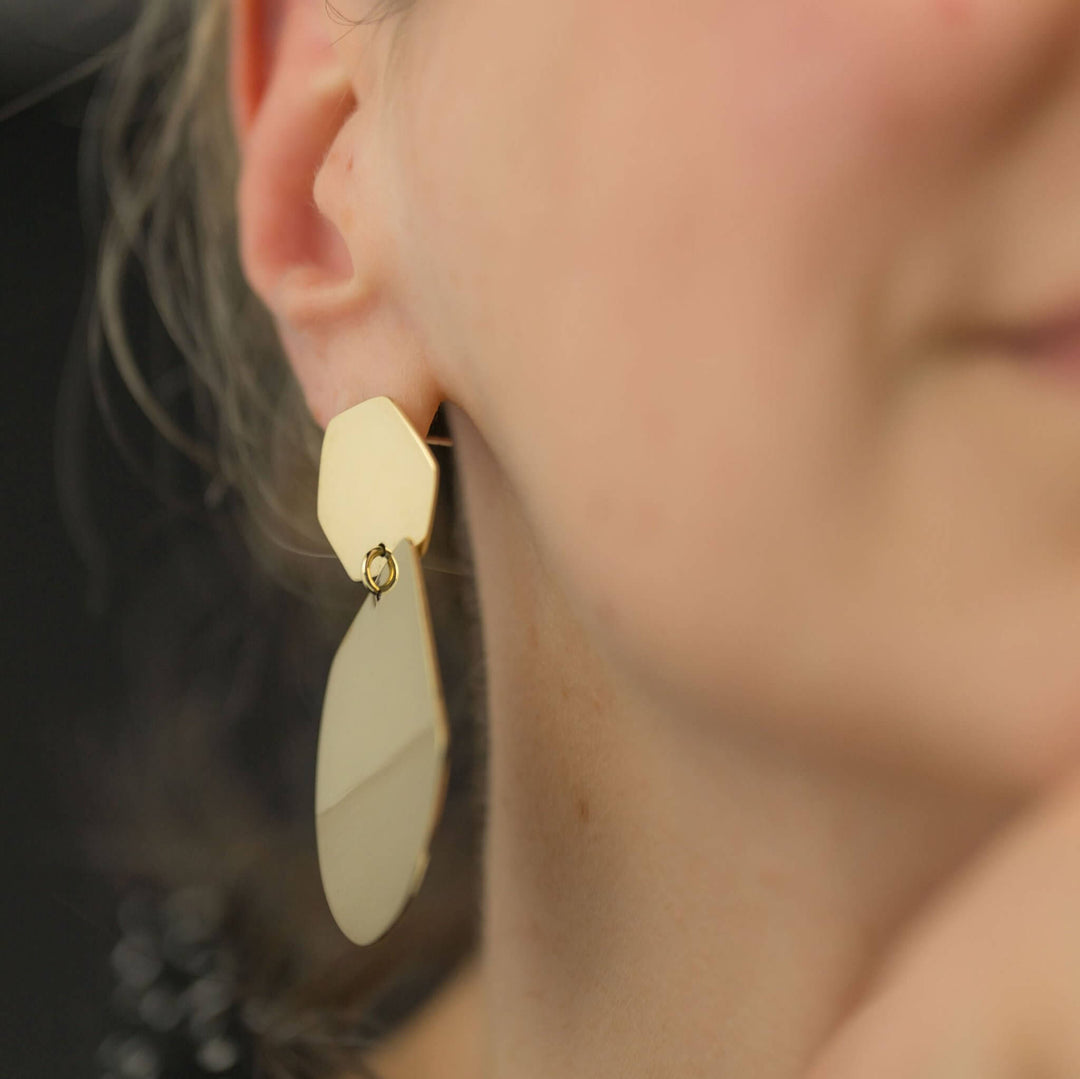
[777,0,1080,168]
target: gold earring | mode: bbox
[314,396,451,946]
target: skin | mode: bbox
[230,0,1080,1075]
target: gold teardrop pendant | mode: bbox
[315,539,450,946]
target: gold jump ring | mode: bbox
[362,544,399,596]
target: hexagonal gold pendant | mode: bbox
[317,397,439,581]
[315,539,450,945]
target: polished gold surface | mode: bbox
[317,397,439,581]
[315,539,450,946]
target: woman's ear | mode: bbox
[228,0,442,432]
[230,0,356,314]
[228,0,269,138]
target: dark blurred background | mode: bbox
[2,90,123,1079]
[2,4,188,1074]
[2,3,143,1073]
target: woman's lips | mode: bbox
[971,308,1080,383]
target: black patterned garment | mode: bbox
[98,887,253,1079]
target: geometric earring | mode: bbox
[313,396,451,946]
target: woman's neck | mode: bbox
[449,405,1017,1079]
